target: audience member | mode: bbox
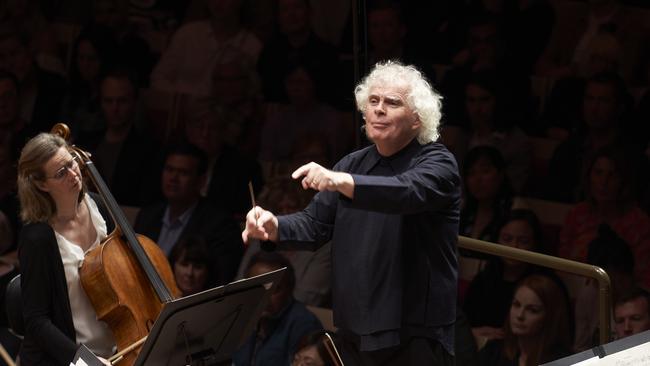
[232,251,323,366]
[442,71,531,192]
[467,0,555,76]
[183,100,263,219]
[365,2,434,82]
[0,70,28,159]
[76,68,162,206]
[439,14,532,131]
[291,331,336,366]
[459,146,514,243]
[558,147,650,288]
[209,49,264,158]
[169,236,216,297]
[0,29,67,137]
[573,223,636,351]
[257,0,342,107]
[536,0,648,84]
[463,209,546,345]
[546,72,641,202]
[60,24,119,139]
[0,0,63,75]
[614,287,650,339]
[151,0,262,96]
[134,143,244,284]
[259,62,350,164]
[478,274,572,366]
[542,32,632,140]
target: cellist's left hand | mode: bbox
[291,162,355,199]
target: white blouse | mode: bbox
[55,194,115,357]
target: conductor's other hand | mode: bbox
[292,162,354,198]
[242,206,278,244]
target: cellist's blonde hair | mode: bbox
[17,133,83,223]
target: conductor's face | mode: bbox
[364,85,420,156]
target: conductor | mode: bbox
[242,61,460,365]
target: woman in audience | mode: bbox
[460,146,514,243]
[463,209,545,345]
[558,146,650,288]
[291,331,335,366]
[479,274,573,366]
[169,236,216,297]
[447,71,531,192]
[60,24,118,139]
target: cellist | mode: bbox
[17,132,114,365]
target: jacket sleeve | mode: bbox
[19,223,78,365]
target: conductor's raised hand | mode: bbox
[291,162,354,198]
[242,206,279,244]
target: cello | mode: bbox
[51,124,181,365]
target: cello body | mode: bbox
[80,233,180,365]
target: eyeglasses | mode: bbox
[46,155,79,180]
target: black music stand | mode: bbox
[130,268,285,366]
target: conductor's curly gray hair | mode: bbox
[354,61,442,144]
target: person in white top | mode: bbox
[150,0,262,96]
[17,133,114,365]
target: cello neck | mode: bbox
[84,159,174,303]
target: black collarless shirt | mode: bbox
[278,140,461,353]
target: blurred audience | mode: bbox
[76,68,163,206]
[151,0,261,96]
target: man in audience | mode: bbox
[76,68,162,206]
[232,251,323,366]
[151,0,262,96]
[134,144,243,284]
[183,100,263,220]
[614,287,650,339]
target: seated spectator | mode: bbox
[365,2,434,82]
[439,14,532,134]
[209,49,264,158]
[0,28,67,137]
[60,24,119,140]
[236,177,331,307]
[442,71,531,192]
[614,287,650,340]
[259,61,350,165]
[463,209,546,345]
[169,236,216,297]
[291,330,336,366]
[232,251,323,366]
[76,68,163,206]
[459,146,514,243]
[183,100,263,219]
[257,0,342,107]
[134,143,243,284]
[541,32,632,140]
[546,72,642,203]
[479,274,572,365]
[151,0,262,96]
[558,146,650,288]
[573,223,635,351]
[536,0,648,85]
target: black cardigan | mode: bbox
[18,193,114,366]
